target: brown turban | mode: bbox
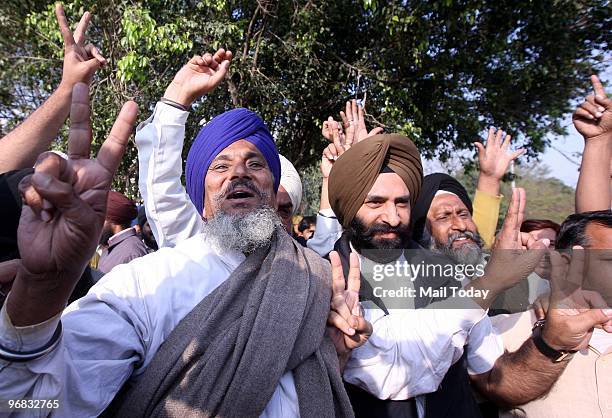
[329,134,423,228]
[106,191,138,226]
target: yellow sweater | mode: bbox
[472,189,501,250]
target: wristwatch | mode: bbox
[531,319,576,362]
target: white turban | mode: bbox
[279,154,302,215]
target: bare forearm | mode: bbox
[477,174,501,197]
[320,177,331,211]
[576,134,612,213]
[0,83,72,173]
[478,338,567,406]
[6,266,81,326]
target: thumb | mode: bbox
[84,57,101,74]
[572,308,612,332]
[474,142,485,157]
[30,172,82,215]
[210,60,230,85]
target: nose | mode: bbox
[450,214,467,232]
[380,202,401,227]
[228,161,251,180]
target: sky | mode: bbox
[424,68,611,188]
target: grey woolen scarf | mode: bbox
[111,227,354,418]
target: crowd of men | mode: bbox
[0,5,611,418]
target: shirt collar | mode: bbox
[108,227,137,248]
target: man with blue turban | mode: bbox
[0,51,360,417]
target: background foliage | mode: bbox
[0,0,609,202]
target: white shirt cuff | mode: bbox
[0,300,61,352]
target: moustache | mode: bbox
[447,230,482,247]
[219,179,265,200]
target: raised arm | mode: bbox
[0,4,105,173]
[136,50,232,248]
[574,75,612,212]
[473,128,525,248]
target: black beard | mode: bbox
[349,216,411,263]
[99,227,113,246]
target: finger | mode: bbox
[485,127,495,150]
[548,250,570,296]
[85,44,106,65]
[591,74,607,98]
[224,50,233,61]
[509,148,526,160]
[345,100,352,122]
[352,99,359,123]
[368,127,384,137]
[211,48,226,66]
[347,252,361,293]
[96,101,138,174]
[580,100,603,118]
[209,60,230,86]
[501,133,512,151]
[332,123,344,155]
[593,94,612,110]
[67,83,92,159]
[0,259,21,284]
[516,187,526,228]
[30,171,77,214]
[357,104,366,130]
[340,111,348,129]
[201,52,213,67]
[326,143,338,159]
[18,175,43,218]
[73,11,91,46]
[327,311,355,336]
[571,308,612,333]
[495,129,503,147]
[55,3,75,48]
[567,245,585,287]
[353,315,373,336]
[474,142,485,158]
[573,107,596,121]
[329,251,346,296]
[501,187,521,233]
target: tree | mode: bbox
[0,0,609,197]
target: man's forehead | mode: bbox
[585,222,612,249]
[213,139,265,161]
[429,193,469,213]
[367,172,409,197]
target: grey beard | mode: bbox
[429,230,484,269]
[202,206,282,254]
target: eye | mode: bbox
[366,201,382,209]
[248,160,265,169]
[212,164,228,171]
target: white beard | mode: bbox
[202,206,282,254]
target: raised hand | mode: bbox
[322,116,344,142]
[321,120,349,178]
[7,83,137,326]
[482,188,549,301]
[327,251,372,370]
[573,75,612,141]
[56,4,106,88]
[542,248,612,351]
[163,49,233,108]
[340,99,383,146]
[475,128,525,182]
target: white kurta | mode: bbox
[0,234,299,417]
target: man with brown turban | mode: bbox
[98,190,147,273]
[326,133,605,418]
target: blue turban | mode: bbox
[185,108,281,214]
